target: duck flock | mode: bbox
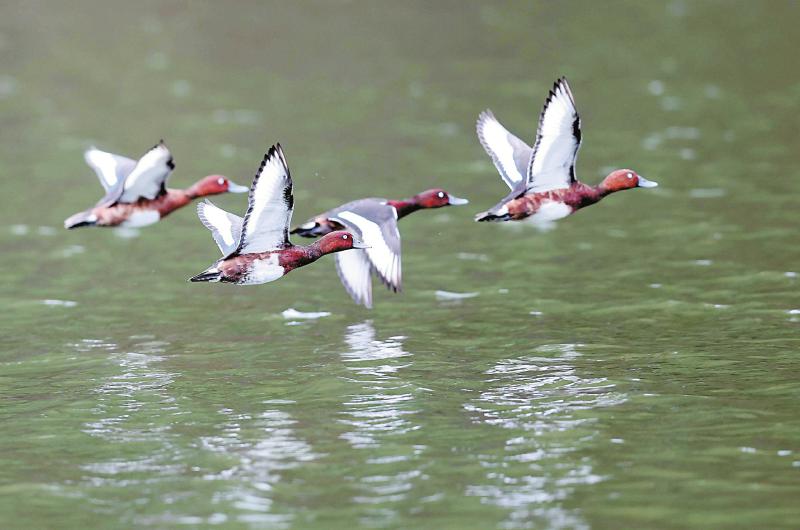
[65,77,657,308]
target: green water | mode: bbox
[2,1,799,528]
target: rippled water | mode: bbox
[2,1,800,528]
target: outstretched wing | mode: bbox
[234,144,293,255]
[197,200,243,256]
[84,147,137,192]
[335,249,374,308]
[118,141,175,202]
[526,77,582,193]
[333,204,401,293]
[476,110,532,190]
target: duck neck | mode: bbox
[278,244,322,273]
[575,183,608,206]
[593,184,613,200]
[303,241,328,263]
[158,189,192,216]
[185,182,206,200]
[387,198,422,219]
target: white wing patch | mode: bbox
[527,78,582,193]
[236,145,293,255]
[84,148,136,191]
[243,254,284,285]
[477,110,529,190]
[120,210,160,228]
[335,249,374,308]
[336,210,401,292]
[197,200,243,256]
[120,142,174,202]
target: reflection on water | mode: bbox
[83,337,176,443]
[79,337,318,527]
[340,321,416,449]
[464,344,626,529]
[198,401,318,528]
[81,337,183,490]
[339,321,426,523]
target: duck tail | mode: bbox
[188,266,222,283]
[474,209,510,222]
[64,210,98,229]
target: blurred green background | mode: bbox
[1,1,799,528]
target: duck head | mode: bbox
[316,230,368,254]
[414,188,470,208]
[600,169,658,193]
[189,175,249,198]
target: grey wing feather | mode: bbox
[197,200,244,256]
[526,77,582,192]
[477,110,532,190]
[335,249,374,308]
[84,147,137,192]
[119,140,175,202]
[235,144,293,254]
[330,199,402,293]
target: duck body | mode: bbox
[64,141,247,229]
[474,77,657,225]
[291,189,466,238]
[66,189,192,228]
[192,233,356,285]
[290,189,468,308]
[476,181,603,223]
[190,144,366,286]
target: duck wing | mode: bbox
[84,147,137,194]
[331,201,401,295]
[115,141,175,203]
[526,77,582,193]
[476,110,532,190]
[233,144,294,255]
[334,248,374,308]
[197,200,244,256]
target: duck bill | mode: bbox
[637,176,658,188]
[348,235,370,249]
[448,195,469,205]
[227,181,250,193]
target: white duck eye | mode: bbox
[342,234,348,240]
[217,177,225,185]
[627,173,633,179]
[438,192,445,198]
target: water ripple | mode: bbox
[338,321,427,523]
[464,343,626,529]
[198,406,317,528]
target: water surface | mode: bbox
[1,1,799,528]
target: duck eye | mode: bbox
[217,177,225,185]
[627,173,633,179]
[437,192,445,198]
[343,234,348,240]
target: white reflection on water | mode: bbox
[78,337,316,527]
[464,343,626,529]
[340,321,416,448]
[82,337,179,470]
[197,403,318,528]
[339,321,427,522]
